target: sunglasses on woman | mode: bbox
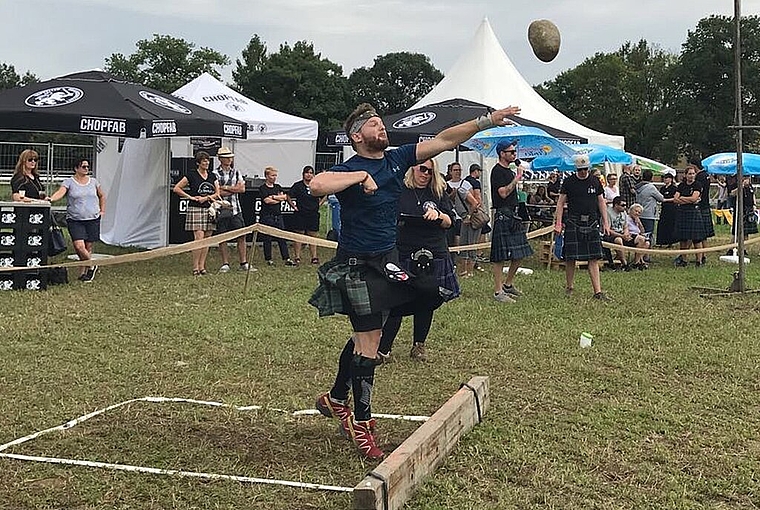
[28,158,38,162]
[417,165,433,175]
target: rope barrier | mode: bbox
[2,220,753,273]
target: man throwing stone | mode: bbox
[309,102,520,459]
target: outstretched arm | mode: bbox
[415,106,521,162]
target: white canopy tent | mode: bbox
[173,73,318,185]
[99,74,318,249]
[412,18,625,149]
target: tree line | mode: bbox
[1,14,758,164]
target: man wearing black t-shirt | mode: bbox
[554,155,612,301]
[489,141,534,303]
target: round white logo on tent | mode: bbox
[225,102,245,112]
[392,112,436,130]
[248,123,267,134]
[139,91,192,114]
[25,87,84,108]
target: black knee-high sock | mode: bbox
[413,309,434,344]
[378,315,402,355]
[351,354,376,421]
[329,337,354,402]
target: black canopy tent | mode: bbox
[324,98,586,147]
[0,70,247,139]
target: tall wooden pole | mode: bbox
[734,0,747,292]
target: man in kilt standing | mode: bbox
[490,141,534,303]
[554,154,612,301]
[308,102,521,459]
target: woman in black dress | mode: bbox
[378,158,459,362]
[656,172,678,246]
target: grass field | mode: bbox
[2,223,760,509]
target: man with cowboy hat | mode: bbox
[213,146,252,273]
[554,154,612,301]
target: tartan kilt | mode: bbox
[676,207,707,242]
[747,213,759,235]
[732,212,759,235]
[563,222,603,261]
[185,206,213,232]
[398,252,460,303]
[700,207,715,238]
[489,215,534,262]
[309,249,416,318]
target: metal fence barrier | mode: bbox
[0,141,97,194]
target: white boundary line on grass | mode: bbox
[0,452,355,492]
[0,396,430,493]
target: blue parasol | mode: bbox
[702,152,760,175]
[530,143,633,171]
[462,126,576,160]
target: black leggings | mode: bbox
[378,308,434,354]
[260,214,290,261]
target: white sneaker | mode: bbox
[493,291,516,303]
[219,263,231,273]
[239,262,257,272]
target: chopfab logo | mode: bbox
[392,112,436,130]
[25,87,84,108]
[248,123,267,134]
[139,91,191,114]
[223,123,243,137]
[335,132,350,145]
[202,93,247,105]
[151,120,177,135]
[80,116,127,135]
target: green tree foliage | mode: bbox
[104,34,230,93]
[535,40,678,163]
[347,52,443,115]
[670,15,760,162]
[233,37,350,130]
[0,63,38,90]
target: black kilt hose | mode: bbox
[676,206,707,242]
[490,210,534,262]
[563,218,603,261]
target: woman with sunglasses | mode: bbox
[377,158,458,363]
[47,157,106,282]
[11,150,45,202]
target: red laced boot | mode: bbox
[315,393,352,421]
[346,417,384,460]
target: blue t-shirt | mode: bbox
[333,144,417,254]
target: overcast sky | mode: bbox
[2,0,757,87]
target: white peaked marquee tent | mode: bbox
[412,18,625,149]
[173,72,318,185]
[99,74,318,249]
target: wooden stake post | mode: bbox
[353,376,490,510]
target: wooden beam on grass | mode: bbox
[353,376,489,510]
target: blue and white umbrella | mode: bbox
[702,152,760,175]
[462,126,576,160]
[531,143,633,171]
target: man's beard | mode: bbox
[365,134,389,152]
